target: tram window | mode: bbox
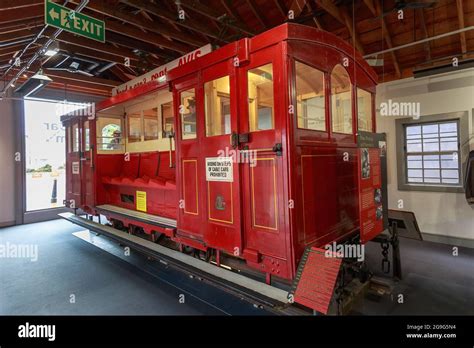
[357,88,373,132]
[67,127,72,153]
[248,64,274,132]
[295,61,326,131]
[143,107,159,141]
[84,121,90,151]
[161,101,174,137]
[72,123,79,152]
[205,76,231,137]
[331,64,353,134]
[99,119,122,151]
[128,112,142,143]
[180,89,196,140]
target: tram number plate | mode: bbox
[205,157,233,182]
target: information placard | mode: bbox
[136,191,147,212]
[205,157,233,182]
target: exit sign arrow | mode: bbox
[49,8,59,21]
[44,0,105,43]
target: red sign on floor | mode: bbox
[291,247,342,314]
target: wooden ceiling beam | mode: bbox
[69,0,205,47]
[105,19,190,54]
[44,70,122,88]
[307,1,323,30]
[15,71,115,95]
[110,65,134,82]
[53,38,148,69]
[0,20,44,35]
[0,0,43,11]
[246,0,269,30]
[220,0,237,21]
[289,0,307,17]
[418,8,431,61]
[105,32,175,61]
[121,0,221,42]
[273,0,288,19]
[0,27,42,43]
[315,0,344,24]
[316,0,364,54]
[288,0,323,29]
[363,0,401,78]
[179,1,256,36]
[0,4,43,24]
[0,45,38,59]
[58,42,132,66]
[455,0,467,58]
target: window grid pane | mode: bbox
[405,121,460,186]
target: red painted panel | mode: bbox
[251,158,277,230]
[182,159,199,216]
[207,181,233,225]
[138,152,159,178]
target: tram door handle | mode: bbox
[230,132,249,148]
[89,145,94,169]
[168,132,175,168]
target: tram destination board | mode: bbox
[45,0,105,43]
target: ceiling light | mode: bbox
[43,41,59,57]
[15,69,52,98]
[44,49,59,57]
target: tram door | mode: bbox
[238,44,287,260]
[65,116,95,211]
[80,118,96,210]
[175,61,243,252]
[199,61,242,252]
[65,117,83,209]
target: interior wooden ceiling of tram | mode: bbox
[0,0,472,96]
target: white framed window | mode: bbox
[396,112,468,193]
[405,120,460,185]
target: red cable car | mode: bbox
[62,23,387,295]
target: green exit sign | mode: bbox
[45,0,105,43]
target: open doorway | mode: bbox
[23,98,88,221]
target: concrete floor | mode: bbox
[0,218,473,315]
[0,219,221,315]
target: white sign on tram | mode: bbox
[112,44,213,96]
[206,157,234,182]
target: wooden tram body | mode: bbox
[62,23,385,286]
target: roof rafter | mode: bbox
[418,8,431,61]
[179,1,256,36]
[246,0,269,30]
[68,0,206,47]
[316,0,364,54]
[455,0,467,58]
[363,0,401,77]
[121,0,222,42]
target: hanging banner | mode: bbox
[112,44,212,96]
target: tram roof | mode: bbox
[63,22,377,118]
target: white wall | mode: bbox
[376,68,474,240]
[0,98,16,226]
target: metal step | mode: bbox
[59,212,289,306]
[96,204,177,229]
